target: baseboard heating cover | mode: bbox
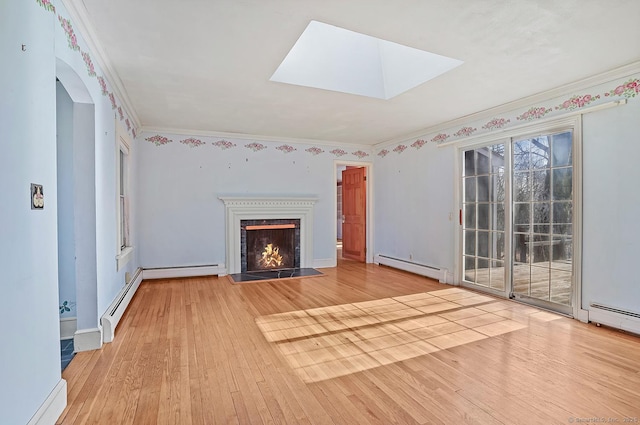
[142,264,226,280]
[102,267,143,343]
[375,254,448,283]
[589,303,640,335]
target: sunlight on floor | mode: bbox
[256,288,561,383]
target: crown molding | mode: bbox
[140,126,374,151]
[61,0,141,130]
[375,60,640,150]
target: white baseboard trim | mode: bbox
[313,258,336,269]
[27,379,67,425]
[375,254,447,283]
[74,327,102,352]
[142,264,225,280]
[101,268,143,343]
[60,317,77,340]
[577,308,590,323]
[588,306,640,335]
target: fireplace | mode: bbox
[219,196,317,275]
[241,219,300,272]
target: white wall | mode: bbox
[137,134,371,268]
[0,2,62,424]
[582,99,640,313]
[56,82,77,319]
[72,102,99,330]
[374,142,456,274]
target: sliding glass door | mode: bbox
[462,143,507,292]
[461,129,576,315]
[511,131,573,313]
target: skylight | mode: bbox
[270,21,463,100]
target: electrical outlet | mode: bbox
[409,253,413,261]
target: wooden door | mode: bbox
[342,167,366,262]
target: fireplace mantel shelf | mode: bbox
[219,196,318,207]
[219,196,317,275]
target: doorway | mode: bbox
[335,162,372,264]
[56,58,99,354]
[459,125,580,316]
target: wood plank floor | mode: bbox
[58,258,640,424]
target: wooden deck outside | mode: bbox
[58,258,640,424]
[471,261,573,305]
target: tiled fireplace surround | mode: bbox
[219,197,317,275]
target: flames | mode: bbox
[260,243,284,268]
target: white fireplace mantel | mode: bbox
[219,196,318,275]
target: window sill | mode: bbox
[116,246,134,271]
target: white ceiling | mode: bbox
[75,0,640,146]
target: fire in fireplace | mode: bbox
[241,219,300,272]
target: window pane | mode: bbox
[464,256,476,282]
[478,231,490,258]
[514,233,529,264]
[530,136,550,169]
[491,231,505,260]
[492,173,505,202]
[464,204,476,229]
[119,150,125,195]
[553,202,572,224]
[120,196,125,248]
[512,262,530,293]
[530,265,550,300]
[464,150,475,176]
[477,176,490,202]
[490,260,505,290]
[551,238,573,264]
[476,258,490,286]
[492,203,505,231]
[553,168,573,200]
[550,269,572,305]
[531,234,550,264]
[465,231,476,256]
[465,177,476,202]
[476,151,490,175]
[533,202,550,226]
[514,203,530,228]
[552,132,572,167]
[514,171,530,202]
[513,139,530,171]
[491,144,505,173]
[477,204,490,230]
[532,170,550,201]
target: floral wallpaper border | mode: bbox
[374,76,640,157]
[44,0,139,142]
[140,131,376,161]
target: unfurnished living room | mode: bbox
[2,1,640,424]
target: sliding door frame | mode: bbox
[453,116,583,318]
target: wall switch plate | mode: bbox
[31,183,44,210]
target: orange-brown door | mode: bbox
[341,167,366,262]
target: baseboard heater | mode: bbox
[375,254,448,283]
[589,303,640,335]
[142,264,225,280]
[101,267,143,343]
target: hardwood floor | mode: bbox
[58,259,640,424]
